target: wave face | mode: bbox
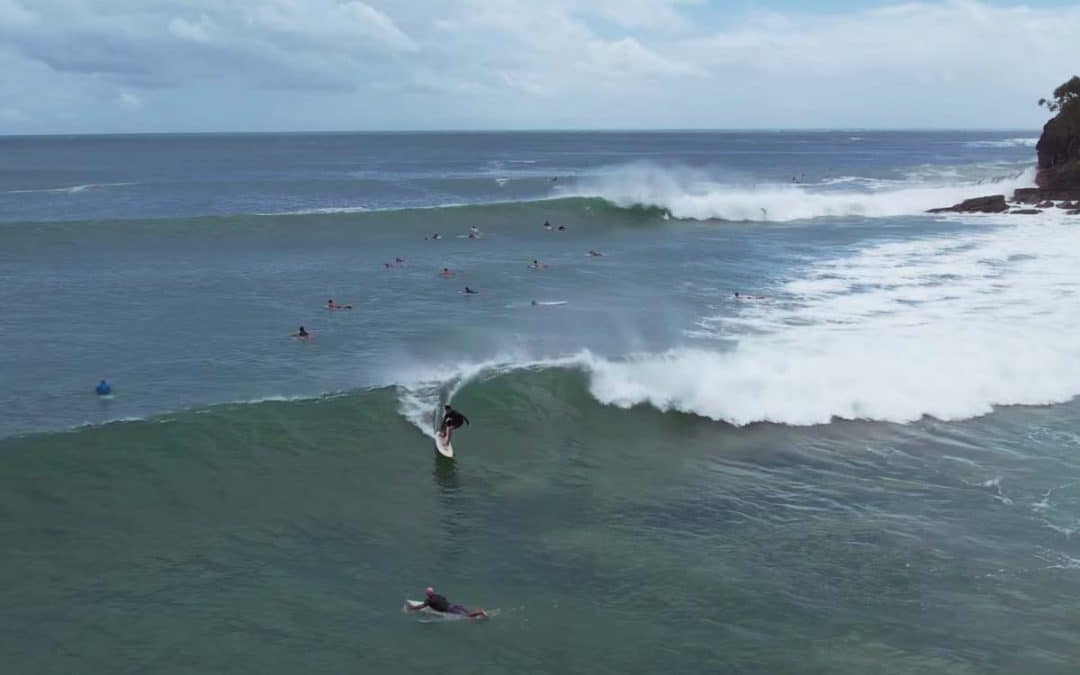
[571,162,1035,222]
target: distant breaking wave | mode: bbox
[569,163,1036,222]
[2,182,136,195]
[264,162,1038,224]
[966,138,1038,148]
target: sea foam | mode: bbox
[579,212,1080,426]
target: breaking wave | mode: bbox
[2,182,136,195]
[572,163,1036,222]
[393,209,1080,429]
[966,138,1038,148]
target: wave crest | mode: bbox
[572,163,1035,222]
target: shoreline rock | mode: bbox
[927,192,1080,215]
[929,76,1080,216]
[927,195,1007,214]
[1013,187,1080,203]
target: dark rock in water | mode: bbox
[927,195,1008,214]
[1010,208,1041,215]
[1012,188,1041,204]
[1036,200,1054,208]
[1012,187,1080,203]
[1060,200,1080,209]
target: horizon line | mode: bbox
[0,127,1039,139]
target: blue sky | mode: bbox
[0,0,1076,133]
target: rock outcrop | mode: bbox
[927,195,1008,214]
[1036,83,1080,191]
[929,76,1080,215]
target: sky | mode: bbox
[0,0,1077,133]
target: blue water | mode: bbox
[0,131,1041,436]
[4,131,1080,674]
[0,131,1033,222]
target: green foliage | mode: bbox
[1039,75,1080,113]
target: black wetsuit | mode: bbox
[425,593,451,612]
[441,409,470,431]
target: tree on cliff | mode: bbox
[1035,75,1080,192]
[1038,75,1080,113]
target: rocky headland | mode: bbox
[930,75,1080,216]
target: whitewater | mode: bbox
[580,211,1080,425]
[569,162,1036,221]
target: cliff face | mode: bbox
[928,76,1080,215]
[1035,96,1080,191]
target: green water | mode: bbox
[4,370,1079,674]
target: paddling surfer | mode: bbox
[410,587,488,618]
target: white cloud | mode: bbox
[588,36,706,79]
[562,0,702,32]
[342,1,418,53]
[0,0,1077,132]
[1,1,418,90]
[245,0,417,54]
[168,15,217,43]
[0,0,36,27]
[1,107,28,122]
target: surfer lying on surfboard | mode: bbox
[440,405,469,442]
[408,587,488,618]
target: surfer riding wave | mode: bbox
[439,405,469,442]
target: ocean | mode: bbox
[2,131,1078,673]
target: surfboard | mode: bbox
[403,600,496,621]
[434,431,454,458]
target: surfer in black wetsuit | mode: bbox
[410,587,487,618]
[440,405,469,442]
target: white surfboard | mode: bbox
[403,599,496,621]
[434,431,454,458]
